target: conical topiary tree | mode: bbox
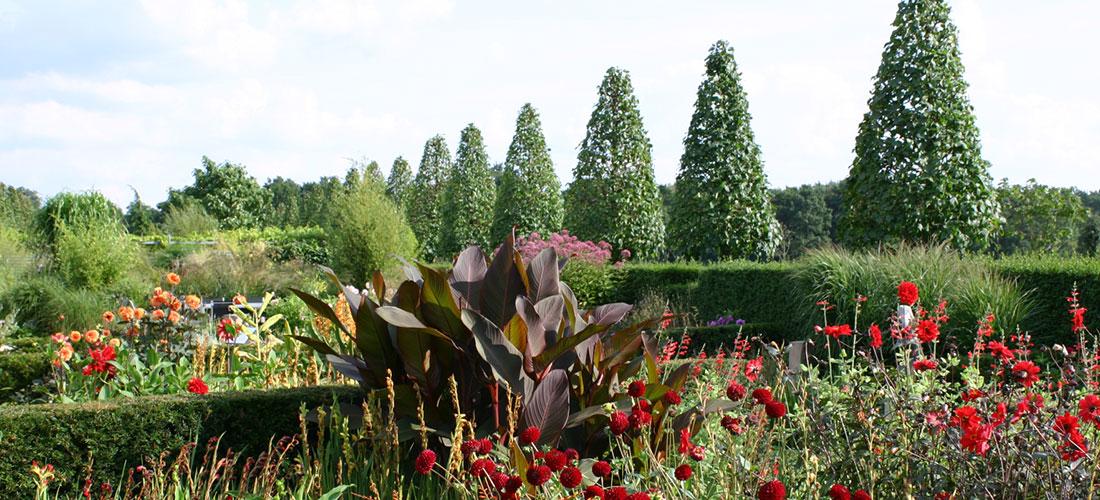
[840,0,1000,251]
[440,124,496,255]
[565,67,664,259]
[407,136,452,260]
[386,156,413,212]
[491,104,564,241]
[668,40,781,261]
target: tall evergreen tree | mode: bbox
[668,40,780,261]
[840,0,999,251]
[441,124,496,255]
[386,156,413,211]
[491,104,563,241]
[565,68,664,259]
[407,135,452,260]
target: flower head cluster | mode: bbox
[516,230,613,265]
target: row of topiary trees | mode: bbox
[386,0,1000,262]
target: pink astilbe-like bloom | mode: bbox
[515,230,613,265]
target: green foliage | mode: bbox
[0,183,40,231]
[326,180,419,286]
[176,241,323,298]
[799,246,1033,345]
[990,256,1100,345]
[840,0,1000,251]
[181,156,272,230]
[995,179,1088,256]
[54,217,141,290]
[559,260,616,307]
[772,184,834,259]
[35,191,123,249]
[1080,216,1100,257]
[408,136,452,260]
[0,225,33,299]
[565,67,665,259]
[441,124,497,256]
[160,199,220,236]
[265,176,303,228]
[669,40,781,261]
[0,386,361,496]
[0,351,50,400]
[386,156,414,212]
[298,177,346,228]
[491,104,564,242]
[657,323,785,353]
[3,274,121,333]
[123,191,159,235]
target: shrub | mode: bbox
[327,180,418,286]
[176,241,322,298]
[54,218,141,290]
[4,275,120,334]
[0,385,361,496]
[0,183,39,231]
[160,199,220,237]
[0,351,51,400]
[35,191,122,249]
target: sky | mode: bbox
[0,0,1098,207]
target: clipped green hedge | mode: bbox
[992,256,1100,345]
[566,255,1100,346]
[0,385,360,495]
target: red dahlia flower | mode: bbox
[518,425,541,445]
[752,388,773,405]
[414,449,436,475]
[745,357,763,382]
[526,464,552,486]
[609,411,629,435]
[916,319,940,343]
[663,389,682,405]
[1079,394,1100,426]
[853,491,871,500]
[721,415,743,434]
[765,400,787,419]
[592,460,612,478]
[477,438,494,455]
[605,486,629,500]
[758,479,787,500]
[584,485,604,499]
[470,458,496,477]
[913,359,938,372]
[824,324,852,339]
[828,484,851,500]
[1011,360,1040,387]
[186,377,209,395]
[727,382,747,401]
[544,449,567,471]
[559,466,582,488]
[674,464,693,481]
[627,380,646,398]
[869,324,883,349]
[898,281,919,305]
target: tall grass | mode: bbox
[798,244,1033,343]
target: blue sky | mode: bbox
[1,0,1097,207]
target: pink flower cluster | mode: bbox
[515,230,614,266]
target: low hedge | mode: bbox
[567,256,1100,346]
[0,351,50,399]
[0,385,361,495]
[991,256,1100,345]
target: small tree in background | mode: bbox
[182,157,272,230]
[996,179,1087,256]
[491,104,563,242]
[264,177,302,228]
[328,179,419,286]
[123,190,158,235]
[407,136,452,260]
[386,156,414,212]
[668,40,780,261]
[840,0,1000,251]
[565,67,664,259]
[441,124,496,255]
[1080,217,1100,257]
[773,184,834,258]
[0,183,40,231]
[298,177,346,228]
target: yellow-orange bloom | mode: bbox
[84,329,99,344]
[102,311,115,323]
[185,295,201,310]
[152,309,166,321]
[134,308,146,320]
[232,294,247,306]
[109,338,121,348]
[57,343,74,362]
[69,331,82,343]
[118,306,134,322]
[166,272,181,286]
[168,310,181,324]
[168,297,182,312]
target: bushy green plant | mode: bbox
[179,156,272,230]
[0,183,40,232]
[176,241,322,298]
[0,224,34,298]
[35,191,123,249]
[326,180,418,286]
[996,179,1088,256]
[798,245,1032,344]
[161,199,220,237]
[559,260,616,307]
[4,275,117,333]
[54,218,141,290]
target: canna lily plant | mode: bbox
[290,236,712,456]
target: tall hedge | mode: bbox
[841,0,1000,252]
[669,40,781,261]
[491,104,563,242]
[441,124,497,255]
[0,386,361,496]
[991,256,1100,346]
[565,67,665,259]
[407,136,453,260]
